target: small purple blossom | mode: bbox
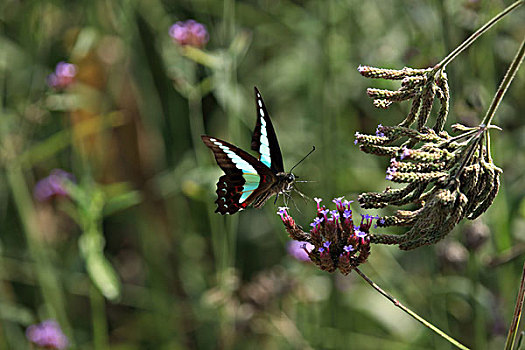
[318,247,325,253]
[330,210,340,222]
[169,20,209,48]
[355,230,367,238]
[323,241,331,248]
[48,62,77,90]
[375,124,385,137]
[386,163,397,180]
[314,197,323,210]
[333,196,347,211]
[343,245,354,252]
[332,197,344,206]
[33,169,75,202]
[319,209,329,216]
[287,241,314,261]
[26,320,68,349]
[277,207,289,220]
[310,216,324,228]
[400,146,411,160]
[343,209,352,219]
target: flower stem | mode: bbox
[481,35,525,127]
[355,268,470,350]
[504,260,525,350]
[434,1,523,72]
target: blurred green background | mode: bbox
[1,0,524,349]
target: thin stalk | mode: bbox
[355,268,470,350]
[434,1,523,72]
[504,260,525,350]
[90,285,109,350]
[481,35,525,127]
[4,164,74,346]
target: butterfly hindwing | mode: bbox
[201,135,276,214]
[251,87,285,173]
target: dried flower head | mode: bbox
[169,20,209,48]
[26,319,68,349]
[277,198,375,275]
[47,62,77,90]
[34,169,75,202]
[356,64,502,250]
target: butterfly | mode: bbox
[202,87,304,215]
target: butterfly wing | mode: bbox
[251,87,285,173]
[202,135,276,214]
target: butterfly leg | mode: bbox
[293,186,311,204]
[285,192,302,214]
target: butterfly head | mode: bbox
[278,172,296,193]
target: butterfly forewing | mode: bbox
[251,87,285,173]
[201,135,276,214]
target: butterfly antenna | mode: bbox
[274,193,280,206]
[289,146,316,172]
[295,180,317,183]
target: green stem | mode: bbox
[355,268,470,350]
[481,35,525,127]
[4,164,74,346]
[434,1,523,72]
[90,285,109,350]
[504,260,525,350]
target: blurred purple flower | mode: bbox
[287,241,314,262]
[48,62,77,90]
[169,20,209,48]
[26,319,68,349]
[34,169,75,202]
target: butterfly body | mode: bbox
[202,87,295,215]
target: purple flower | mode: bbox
[355,230,367,238]
[314,197,323,210]
[333,196,346,211]
[375,124,385,137]
[48,62,77,90]
[310,217,324,228]
[277,192,377,275]
[34,169,75,202]
[169,20,209,48]
[287,241,313,261]
[330,210,340,222]
[400,146,411,160]
[332,197,344,205]
[343,245,354,252]
[26,319,68,349]
[277,207,288,218]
